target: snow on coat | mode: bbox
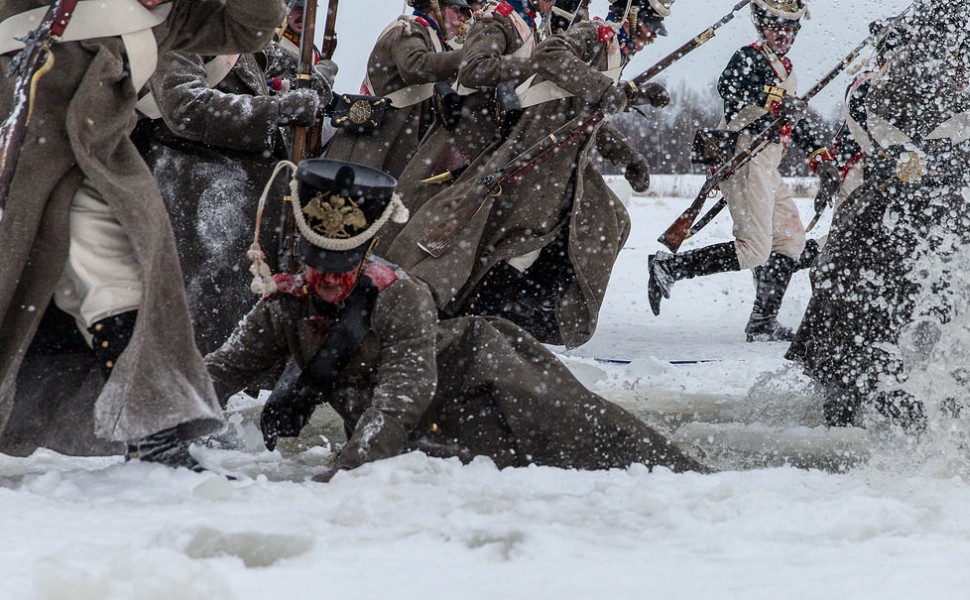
[0,0,284,454]
[787,8,970,414]
[137,50,294,356]
[205,259,703,473]
[382,20,635,349]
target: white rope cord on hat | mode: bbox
[247,160,298,295]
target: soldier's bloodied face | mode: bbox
[305,264,361,304]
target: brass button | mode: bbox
[105,360,114,369]
[101,340,109,348]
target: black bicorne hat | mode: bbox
[294,159,406,272]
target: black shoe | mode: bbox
[872,390,926,433]
[647,252,674,316]
[823,386,863,427]
[507,294,562,345]
[745,319,795,342]
[744,241,820,341]
[126,426,205,472]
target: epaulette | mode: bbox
[414,16,430,28]
[598,25,615,43]
[267,273,308,299]
[495,2,514,17]
[364,261,399,291]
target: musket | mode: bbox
[0,0,78,218]
[280,0,323,271]
[321,0,339,60]
[660,1,918,251]
[416,0,752,257]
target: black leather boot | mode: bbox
[87,310,138,380]
[745,240,820,342]
[823,384,863,427]
[460,260,564,344]
[647,241,741,316]
[126,426,205,472]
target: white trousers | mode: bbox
[53,180,143,337]
[719,139,806,269]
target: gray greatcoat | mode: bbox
[375,5,538,251]
[786,11,970,418]
[206,260,703,474]
[383,20,633,348]
[0,0,283,456]
[136,49,301,355]
[324,16,462,179]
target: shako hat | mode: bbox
[751,0,806,30]
[294,159,406,272]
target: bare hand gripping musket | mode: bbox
[0,0,78,220]
[280,0,333,270]
[416,0,753,258]
[658,1,917,252]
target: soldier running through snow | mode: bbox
[376,0,546,243]
[0,0,284,469]
[382,0,670,348]
[786,4,970,430]
[647,0,841,342]
[205,158,707,480]
[322,0,469,178]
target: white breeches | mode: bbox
[53,179,143,335]
[719,140,805,269]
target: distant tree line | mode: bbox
[594,82,839,177]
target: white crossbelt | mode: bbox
[0,0,172,92]
[514,28,624,110]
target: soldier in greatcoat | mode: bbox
[380,0,669,348]
[646,0,842,342]
[323,0,468,179]
[786,6,970,429]
[134,49,332,356]
[377,0,546,244]
[0,0,284,468]
[205,158,706,480]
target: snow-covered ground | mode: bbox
[3,176,969,600]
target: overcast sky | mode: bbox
[322,0,913,119]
